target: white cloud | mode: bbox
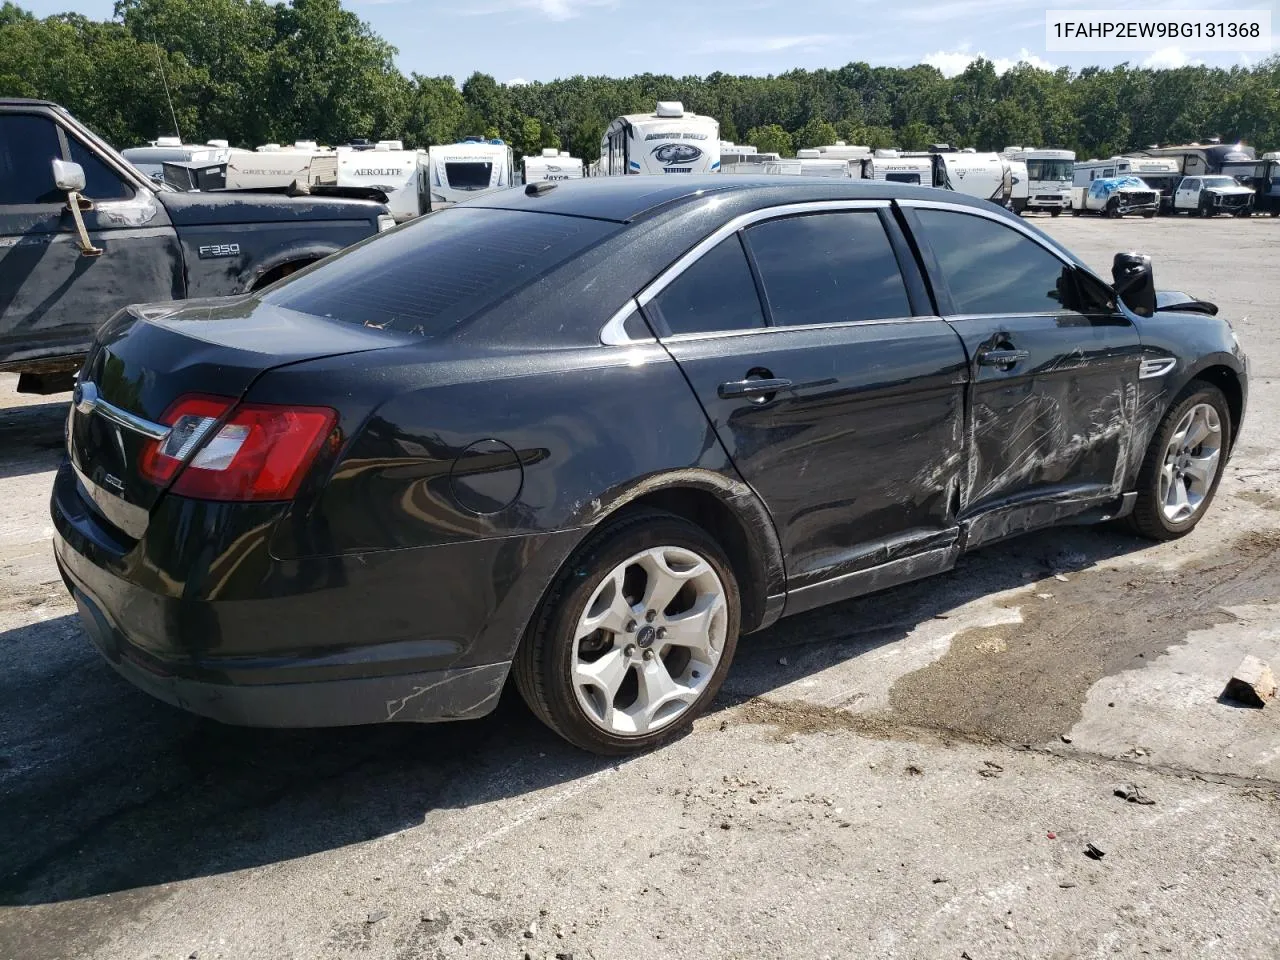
[461,0,615,20]
[1141,47,1205,69]
[506,77,530,86]
[697,34,850,54]
[923,47,1057,78]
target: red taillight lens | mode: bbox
[170,403,338,501]
[139,395,236,485]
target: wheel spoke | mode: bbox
[1184,411,1213,449]
[1183,449,1219,488]
[626,656,698,734]
[639,549,709,615]
[659,593,725,658]
[1169,476,1190,518]
[575,567,636,640]
[573,647,631,725]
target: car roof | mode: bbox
[0,97,58,109]
[461,175,999,224]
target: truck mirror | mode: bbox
[52,158,86,193]
[1111,251,1155,318]
[51,158,102,257]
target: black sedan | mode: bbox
[52,177,1247,754]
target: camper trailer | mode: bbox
[931,151,1016,207]
[1220,152,1280,215]
[522,148,585,184]
[334,140,423,221]
[1136,142,1257,176]
[860,149,933,184]
[600,102,720,175]
[425,137,515,210]
[1000,147,1075,214]
[224,142,337,191]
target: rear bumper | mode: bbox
[51,462,584,727]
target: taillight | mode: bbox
[140,394,338,502]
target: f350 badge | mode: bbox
[198,243,241,259]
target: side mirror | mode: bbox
[52,158,87,193]
[1111,251,1155,318]
[50,158,102,258]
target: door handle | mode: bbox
[978,348,1029,369]
[718,377,793,400]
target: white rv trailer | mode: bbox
[425,137,515,210]
[1000,147,1075,214]
[334,140,423,221]
[719,142,759,171]
[224,142,337,191]
[1072,156,1184,212]
[860,149,933,185]
[794,150,853,178]
[522,148,584,184]
[932,151,1015,207]
[600,102,720,175]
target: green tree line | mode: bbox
[3,0,1279,163]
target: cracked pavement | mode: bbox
[2,216,1279,959]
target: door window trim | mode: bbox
[600,199,893,345]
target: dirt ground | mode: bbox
[1,215,1278,960]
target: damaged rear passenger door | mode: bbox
[901,201,1142,547]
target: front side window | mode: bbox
[66,133,133,201]
[649,235,765,336]
[0,114,63,204]
[744,212,911,327]
[916,208,1074,316]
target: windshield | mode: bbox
[1026,159,1073,181]
[444,161,493,190]
[1201,176,1239,188]
[262,207,618,337]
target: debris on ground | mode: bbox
[1060,734,1073,744]
[365,910,387,925]
[1221,655,1277,708]
[1084,843,1106,861]
[905,764,924,777]
[1054,573,1070,582]
[524,921,538,938]
[978,760,1003,778]
[1115,784,1156,806]
[1047,832,1056,840]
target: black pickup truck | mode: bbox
[0,99,394,393]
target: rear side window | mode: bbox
[649,235,765,336]
[0,114,63,204]
[744,212,911,327]
[916,208,1073,316]
[263,208,618,336]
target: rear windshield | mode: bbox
[262,207,618,336]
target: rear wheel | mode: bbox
[1050,208,1062,217]
[514,509,740,754]
[1142,210,1156,218]
[1126,382,1232,541]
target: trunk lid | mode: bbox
[68,296,410,539]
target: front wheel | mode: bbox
[514,508,740,754]
[1126,382,1232,541]
[1050,209,1062,217]
[1106,198,1121,218]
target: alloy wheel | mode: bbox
[571,546,727,736]
[1159,402,1223,523]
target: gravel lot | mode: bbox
[2,215,1278,960]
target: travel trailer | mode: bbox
[859,150,933,184]
[718,142,759,171]
[1136,142,1256,176]
[334,140,423,222]
[224,142,337,191]
[1000,147,1075,215]
[523,148,585,184]
[931,151,1016,207]
[600,102,720,175]
[425,137,515,210]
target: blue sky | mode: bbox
[19,0,1278,80]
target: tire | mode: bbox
[1142,210,1156,218]
[513,508,741,755]
[1071,208,1082,217]
[1050,209,1062,217]
[1106,198,1121,218]
[1126,381,1232,541]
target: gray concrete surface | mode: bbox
[1,216,1278,960]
